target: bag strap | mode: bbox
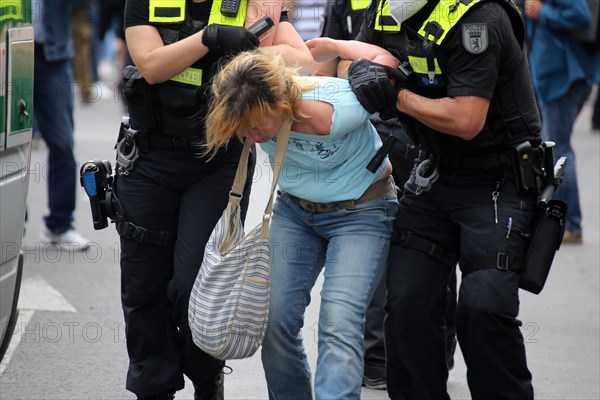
[261,120,292,239]
[226,120,292,239]
[229,139,251,205]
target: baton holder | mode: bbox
[520,200,567,294]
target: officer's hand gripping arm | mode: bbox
[348,59,410,120]
[202,25,260,55]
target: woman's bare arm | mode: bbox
[260,21,315,75]
[306,38,399,69]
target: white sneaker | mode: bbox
[40,228,91,251]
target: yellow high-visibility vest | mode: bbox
[148,0,250,86]
[351,0,370,11]
[149,0,248,26]
[374,0,400,32]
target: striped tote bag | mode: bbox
[188,122,290,360]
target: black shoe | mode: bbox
[446,337,457,371]
[362,375,387,390]
[194,372,224,400]
[137,392,175,400]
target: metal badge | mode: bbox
[462,23,488,54]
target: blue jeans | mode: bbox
[261,190,398,400]
[33,45,76,234]
[539,80,592,234]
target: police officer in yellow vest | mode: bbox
[318,0,459,391]
[343,0,542,398]
[119,1,312,399]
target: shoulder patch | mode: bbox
[462,23,488,54]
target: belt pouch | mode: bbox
[122,65,158,130]
[519,200,567,294]
[512,141,544,193]
[156,83,202,137]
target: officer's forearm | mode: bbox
[126,26,209,85]
[396,91,489,140]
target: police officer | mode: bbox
[118,1,313,399]
[344,0,542,398]
[318,0,457,390]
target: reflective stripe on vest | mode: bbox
[351,0,370,11]
[417,0,482,45]
[170,67,203,86]
[149,0,186,23]
[149,0,247,26]
[408,55,441,75]
[374,0,400,32]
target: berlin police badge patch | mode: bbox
[462,23,488,54]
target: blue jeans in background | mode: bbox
[33,45,76,234]
[261,190,398,400]
[539,79,592,235]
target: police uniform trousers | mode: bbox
[386,165,535,400]
[114,141,254,397]
[364,141,458,381]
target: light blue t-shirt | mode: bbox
[260,76,386,203]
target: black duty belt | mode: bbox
[436,151,514,171]
[134,132,203,150]
[289,176,395,213]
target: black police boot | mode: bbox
[194,372,224,400]
[446,337,458,371]
[137,391,175,400]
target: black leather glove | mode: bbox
[348,59,411,120]
[202,24,259,55]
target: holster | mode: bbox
[519,200,567,294]
[512,141,544,194]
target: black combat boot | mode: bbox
[194,372,224,400]
[137,391,175,400]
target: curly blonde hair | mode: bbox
[203,51,313,158]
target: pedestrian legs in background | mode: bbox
[72,1,95,104]
[33,45,90,251]
[539,79,592,244]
